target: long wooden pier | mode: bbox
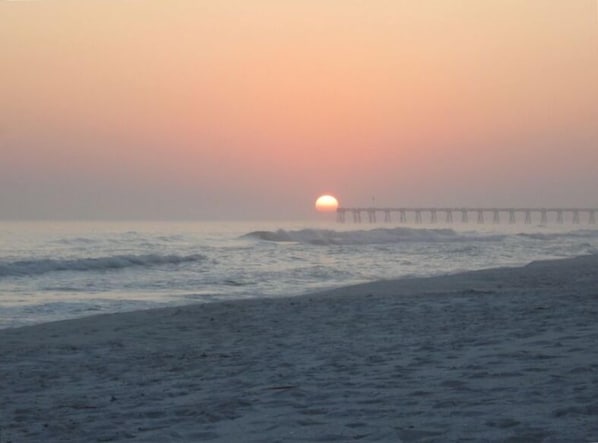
[336,207,598,224]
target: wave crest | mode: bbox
[517,230,598,240]
[242,227,481,245]
[0,254,205,278]
[243,227,598,246]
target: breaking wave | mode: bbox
[517,230,598,241]
[0,254,206,278]
[242,227,501,245]
[243,227,598,246]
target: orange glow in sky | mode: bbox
[0,1,597,220]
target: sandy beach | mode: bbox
[1,254,597,442]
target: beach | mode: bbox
[1,254,597,442]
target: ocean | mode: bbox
[1,220,597,329]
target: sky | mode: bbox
[1,0,597,220]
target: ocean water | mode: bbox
[1,220,597,329]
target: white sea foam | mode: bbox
[243,227,505,245]
[244,227,598,246]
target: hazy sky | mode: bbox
[1,0,597,220]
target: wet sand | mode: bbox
[1,255,597,442]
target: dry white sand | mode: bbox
[1,255,598,442]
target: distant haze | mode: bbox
[1,0,597,220]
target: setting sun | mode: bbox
[315,195,339,212]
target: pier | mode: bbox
[336,207,598,224]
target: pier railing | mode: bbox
[336,207,598,224]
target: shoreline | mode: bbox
[1,254,597,442]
